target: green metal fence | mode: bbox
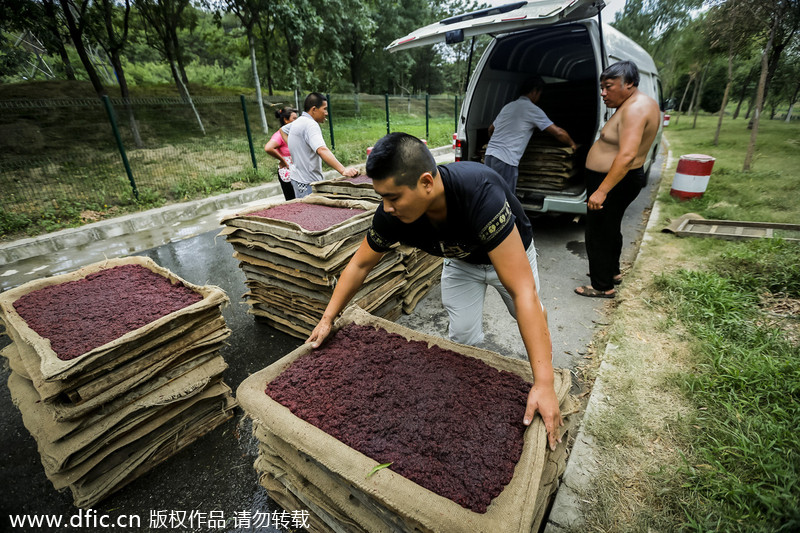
[0,93,460,238]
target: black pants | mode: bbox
[585,167,645,291]
[278,176,295,201]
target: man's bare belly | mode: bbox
[586,139,649,173]
[585,139,617,173]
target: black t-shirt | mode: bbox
[366,161,533,265]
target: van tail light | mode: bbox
[454,138,464,161]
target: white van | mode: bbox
[387,0,664,215]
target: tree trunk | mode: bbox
[170,58,205,135]
[43,0,76,80]
[692,65,708,129]
[743,13,777,172]
[256,16,274,96]
[785,82,800,122]
[732,70,752,119]
[59,0,106,97]
[110,52,143,148]
[686,73,700,118]
[714,50,734,146]
[171,29,189,87]
[674,73,694,125]
[744,89,755,120]
[247,31,268,134]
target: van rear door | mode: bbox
[386,0,603,52]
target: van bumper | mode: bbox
[519,192,588,215]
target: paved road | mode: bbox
[0,149,663,532]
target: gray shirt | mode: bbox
[286,112,326,184]
[485,96,553,167]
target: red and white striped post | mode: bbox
[663,114,671,127]
[670,154,716,200]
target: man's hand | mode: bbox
[306,317,333,348]
[587,189,607,210]
[524,383,563,451]
[342,167,359,177]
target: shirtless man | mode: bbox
[575,60,661,298]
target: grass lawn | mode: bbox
[0,82,458,240]
[658,114,800,224]
[580,114,800,532]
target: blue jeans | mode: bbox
[440,243,541,345]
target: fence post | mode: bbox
[425,93,430,140]
[327,93,335,150]
[385,93,390,135]
[454,95,459,134]
[101,95,138,200]
[240,95,258,170]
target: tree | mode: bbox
[270,0,322,103]
[136,0,205,134]
[740,0,799,169]
[58,0,108,97]
[88,0,143,147]
[775,45,800,120]
[226,0,270,133]
[612,0,703,59]
[704,0,761,145]
[42,0,77,80]
[747,0,800,128]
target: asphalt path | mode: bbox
[0,148,663,532]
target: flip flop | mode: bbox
[574,286,616,298]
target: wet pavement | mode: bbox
[0,147,663,532]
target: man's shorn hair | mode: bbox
[366,133,437,188]
[303,92,327,112]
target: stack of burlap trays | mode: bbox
[0,256,236,508]
[478,135,578,193]
[220,195,408,339]
[516,134,578,192]
[397,245,443,314]
[311,174,381,202]
[237,305,577,533]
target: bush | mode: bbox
[0,208,31,237]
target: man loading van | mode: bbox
[484,76,577,192]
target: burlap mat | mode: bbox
[218,226,364,260]
[238,305,572,533]
[9,356,230,474]
[0,256,228,382]
[69,394,234,508]
[5,307,223,402]
[220,195,376,247]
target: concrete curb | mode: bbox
[0,182,279,266]
[544,147,670,531]
[0,144,455,268]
